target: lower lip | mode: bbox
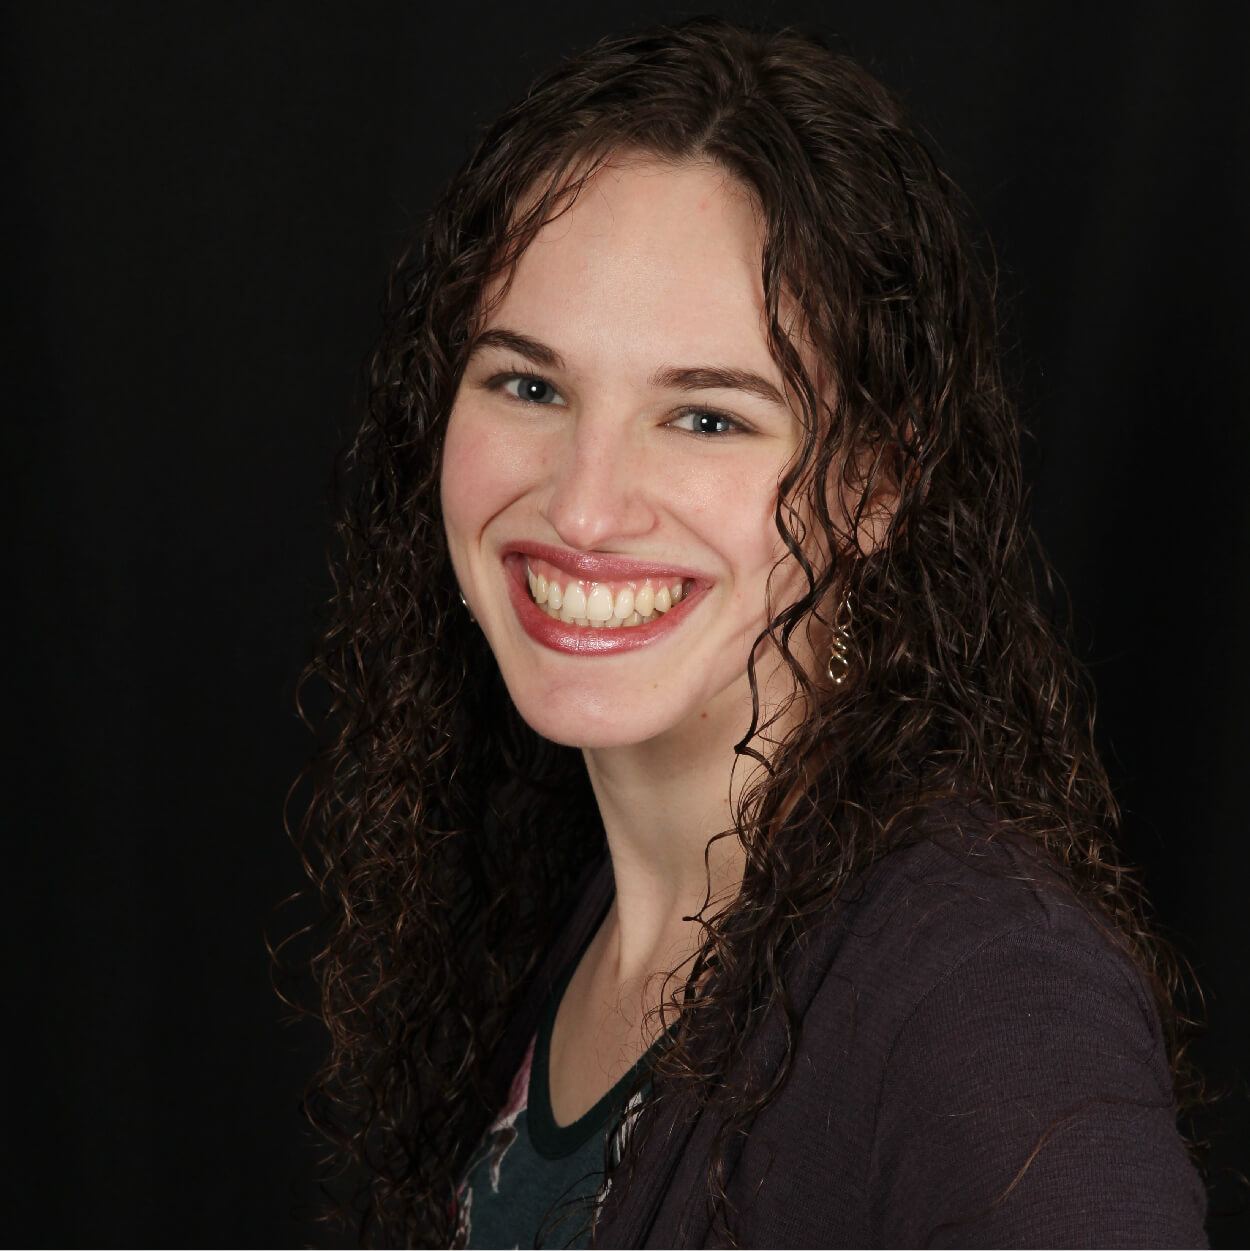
[504,558,700,656]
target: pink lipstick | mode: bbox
[503,548,703,655]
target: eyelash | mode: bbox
[490,369,747,436]
[667,409,743,436]
[496,373,566,405]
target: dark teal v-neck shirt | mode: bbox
[457,946,653,1249]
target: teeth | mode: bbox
[527,567,550,604]
[563,583,587,618]
[586,584,614,622]
[526,565,689,629]
[538,603,659,627]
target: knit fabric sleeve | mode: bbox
[869,925,1207,1248]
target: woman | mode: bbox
[297,17,1207,1247]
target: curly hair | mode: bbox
[290,17,1187,1246]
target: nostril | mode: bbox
[539,462,661,548]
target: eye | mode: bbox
[501,374,565,405]
[668,408,741,436]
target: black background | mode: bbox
[6,1,1248,1245]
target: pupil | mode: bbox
[698,412,722,433]
[523,378,548,401]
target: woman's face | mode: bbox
[441,158,811,750]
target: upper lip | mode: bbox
[506,540,704,583]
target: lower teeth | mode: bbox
[539,604,657,628]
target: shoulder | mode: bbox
[743,806,1208,1247]
[788,803,1170,1109]
[626,809,1207,1248]
[811,804,1177,1122]
[816,807,1155,1025]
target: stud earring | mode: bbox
[459,591,475,624]
[827,592,853,685]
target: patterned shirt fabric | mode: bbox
[456,948,652,1249]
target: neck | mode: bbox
[580,657,800,990]
[583,735,742,984]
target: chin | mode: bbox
[503,684,687,752]
[526,723,645,750]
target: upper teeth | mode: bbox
[527,566,686,628]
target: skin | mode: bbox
[441,158,818,1123]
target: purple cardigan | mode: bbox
[482,819,1207,1247]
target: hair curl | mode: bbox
[288,17,1191,1246]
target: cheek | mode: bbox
[704,471,790,592]
[713,484,806,618]
[440,410,482,543]
[440,404,540,543]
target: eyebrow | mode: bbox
[649,365,787,409]
[470,328,566,370]
[470,327,788,409]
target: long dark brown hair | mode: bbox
[289,17,1187,1245]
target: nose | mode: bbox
[538,409,660,551]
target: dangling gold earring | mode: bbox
[827,591,853,685]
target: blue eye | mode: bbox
[671,409,738,435]
[503,375,565,405]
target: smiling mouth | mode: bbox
[526,560,693,629]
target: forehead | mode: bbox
[484,159,776,376]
